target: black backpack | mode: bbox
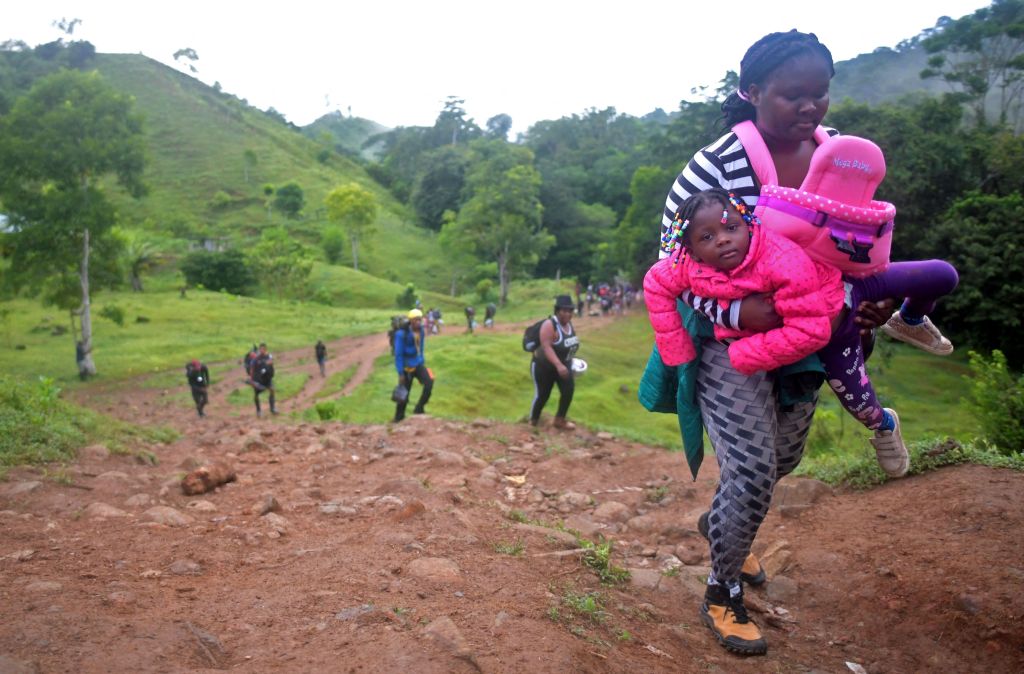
[522,317,554,352]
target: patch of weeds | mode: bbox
[547,606,561,622]
[645,485,670,503]
[577,536,631,585]
[617,629,633,641]
[570,625,588,638]
[70,508,83,520]
[392,607,410,616]
[417,476,432,490]
[134,449,159,466]
[494,540,525,556]
[545,441,569,457]
[661,565,681,578]
[485,434,510,446]
[507,509,530,523]
[562,589,607,624]
[42,466,73,485]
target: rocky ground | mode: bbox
[2,330,1023,673]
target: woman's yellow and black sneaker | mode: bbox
[697,511,767,586]
[700,582,768,655]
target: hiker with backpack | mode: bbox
[185,359,211,417]
[249,343,277,417]
[526,295,579,430]
[464,305,476,334]
[393,308,433,422]
[484,302,497,328]
[642,30,923,657]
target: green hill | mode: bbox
[303,110,390,161]
[832,45,946,105]
[91,54,451,294]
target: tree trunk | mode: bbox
[498,243,510,306]
[351,237,360,271]
[79,228,97,376]
[130,272,143,292]
[450,274,458,297]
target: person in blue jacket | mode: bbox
[393,308,434,422]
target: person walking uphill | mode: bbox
[185,359,211,417]
[249,343,277,417]
[315,340,327,377]
[529,295,580,429]
[393,309,434,422]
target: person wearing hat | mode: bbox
[393,308,434,422]
[185,359,211,417]
[529,295,580,429]
[249,342,277,417]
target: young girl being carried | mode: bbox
[645,186,957,478]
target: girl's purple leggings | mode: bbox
[817,260,959,429]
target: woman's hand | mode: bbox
[853,298,896,336]
[738,293,782,331]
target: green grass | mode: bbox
[226,371,309,406]
[0,375,176,478]
[313,365,359,400]
[0,290,394,386]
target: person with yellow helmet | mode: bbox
[393,308,433,422]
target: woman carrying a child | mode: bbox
[650,30,956,656]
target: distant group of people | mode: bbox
[183,338,332,418]
[461,303,497,334]
[579,281,636,317]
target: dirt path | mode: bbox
[6,312,1022,673]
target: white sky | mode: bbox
[2,1,990,137]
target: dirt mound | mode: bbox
[2,407,1022,672]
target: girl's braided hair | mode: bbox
[720,30,835,129]
[663,188,757,262]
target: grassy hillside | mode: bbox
[91,54,452,292]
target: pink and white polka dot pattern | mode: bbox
[762,185,895,225]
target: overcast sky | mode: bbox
[3,1,990,136]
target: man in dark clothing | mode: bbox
[464,306,476,334]
[185,359,211,417]
[315,340,327,377]
[393,309,433,422]
[484,302,497,328]
[75,340,89,381]
[249,343,277,417]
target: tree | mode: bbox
[114,229,160,292]
[243,149,258,183]
[173,47,199,74]
[320,226,346,264]
[248,227,314,298]
[324,183,378,271]
[443,140,552,304]
[921,0,1024,125]
[274,181,304,218]
[486,113,513,140]
[410,145,468,230]
[0,70,145,376]
[180,249,255,295]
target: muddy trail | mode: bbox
[2,322,1024,673]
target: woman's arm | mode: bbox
[643,259,697,366]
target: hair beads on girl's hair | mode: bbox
[719,30,835,129]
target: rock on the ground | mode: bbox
[628,568,664,591]
[760,540,792,577]
[423,616,479,668]
[0,654,39,674]
[85,502,130,519]
[143,506,194,527]
[124,494,152,507]
[407,557,461,583]
[168,559,203,576]
[4,481,42,497]
[773,478,833,507]
[187,499,217,512]
[766,574,799,602]
[592,501,632,523]
[25,581,62,593]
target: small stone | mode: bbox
[80,444,111,461]
[187,500,217,512]
[142,506,194,527]
[423,616,477,666]
[25,581,62,593]
[5,481,42,497]
[628,568,662,590]
[557,491,590,508]
[407,557,461,583]
[124,494,152,508]
[596,432,614,440]
[766,575,799,602]
[253,494,282,516]
[319,503,357,517]
[592,501,632,523]
[262,512,289,533]
[168,559,203,576]
[336,604,374,621]
[85,502,129,519]
[956,593,982,615]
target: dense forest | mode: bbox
[1,1,1023,366]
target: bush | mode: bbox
[475,278,495,303]
[99,304,125,326]
[208,190,233,210]
[965,350,1024,455]
[0,376,83,468]
[396,283,418,310]
[180,249,255,295]
[321,226,345,265]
